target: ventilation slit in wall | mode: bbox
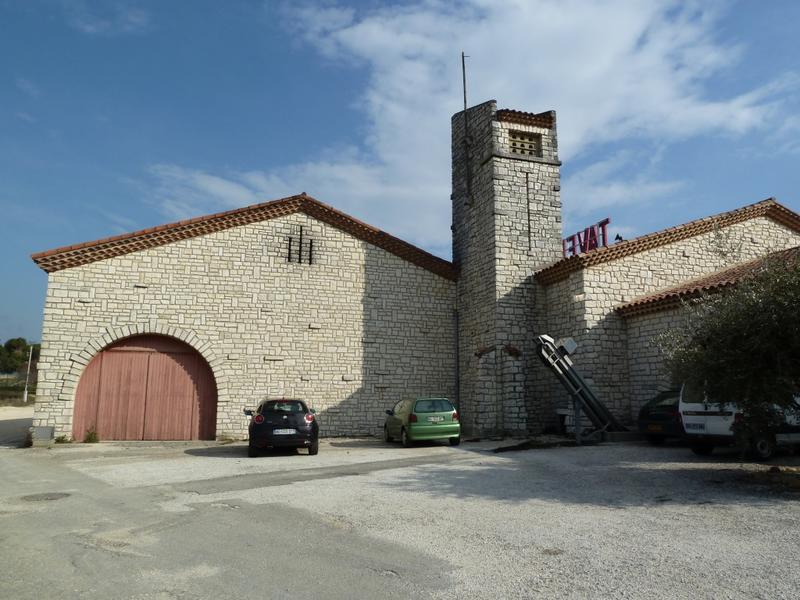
[286,225,315,265]
[509,130,542,157]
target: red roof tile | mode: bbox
[495,108,555,129]
[616,245,800,317]
[536,198,800,285]
[31,194,457,280]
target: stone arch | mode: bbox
[60,322,226,407]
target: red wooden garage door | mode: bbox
[72,335,217,441]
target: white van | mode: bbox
[679,382,800,460]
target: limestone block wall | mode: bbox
[34,212,456,439]
[491,118,562,434]
[541,216,800,421]
[452,100,563,436]
[452,101,501,435]
[625,307,685,409]
[534,271,586,428]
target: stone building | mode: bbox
[31,100,800,441]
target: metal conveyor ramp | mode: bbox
[536,334,627,437]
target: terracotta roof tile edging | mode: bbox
[31,194,457,281]
[615,245,800,318]
[495,108,555,129]
[536,198,800,285]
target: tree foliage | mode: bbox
[0,338,40,376]
[659,254,800,435]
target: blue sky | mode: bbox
[2,0,800,342]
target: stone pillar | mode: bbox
[452,101,563,436]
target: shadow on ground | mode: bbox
[327,438,384,448]
[184,445,310,458]
[376,443,800,508]
[0,418,33,447]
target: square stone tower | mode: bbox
[452,100,563,437]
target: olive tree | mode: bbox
[659,252,800,439]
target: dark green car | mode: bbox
[384,397,461,447]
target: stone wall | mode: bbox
[452,101,562,436]
[492,117,563,434]
[540,216,800,421]
[34,212,456,439]
[452,100,499,435]
[625,307,685,409]
[534,270,586,428]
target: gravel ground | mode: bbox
[156,443,800,600]
[2,435,799,599]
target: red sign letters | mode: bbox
[562,218,610,257]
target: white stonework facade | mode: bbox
[32,100,800,440]
[34,212,455,439]
[539,217,800,420]
[452,102,562,436]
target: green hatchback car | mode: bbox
[384,397,461,447]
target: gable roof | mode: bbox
[31,193,457,280]
[616,245,800,318]
[535,198,800,285]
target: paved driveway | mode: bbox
[1,433,799,599]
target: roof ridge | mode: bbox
[535,197,798,285]
[616,245,800,317]
[30,194,306,260]
[495,108,555,128]
[31,194,457,280]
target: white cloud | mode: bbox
[89,207,140,235]
[770,112,800,155]
[562,151,684,222]
[16,78,40,99]
[15,111,37,123]
[61,0,151,35]
[142,1,795,257]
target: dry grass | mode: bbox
[745,465,800,492]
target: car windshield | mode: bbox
[260,400,306,414]
[414,399,454,413]
[681,382,705,404]
[651,392,679,406]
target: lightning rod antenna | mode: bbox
[461,51,473,206]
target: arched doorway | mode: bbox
[72,335,217,441]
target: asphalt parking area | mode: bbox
[2,435,799,599]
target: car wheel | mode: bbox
[308,440,319,456]
[646,434,665,445]
[449,436,461,446]
[690,443,714,456]
[749,434,776,461]
[383,425,393,443]
[401,428,412,448]
[247,445,259,458]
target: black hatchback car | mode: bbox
[637,389,682,444]
[245,399,319,457]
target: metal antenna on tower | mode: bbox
[462,50,469,113]
[461,51,473,206]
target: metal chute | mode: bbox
[536,334,627,440]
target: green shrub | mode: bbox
[83,427,99,443]
[660,253,800,439]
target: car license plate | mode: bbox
[684,423,705,431]
[427,416,444,423]
[647,424,663,432]
[273,428,296,435]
